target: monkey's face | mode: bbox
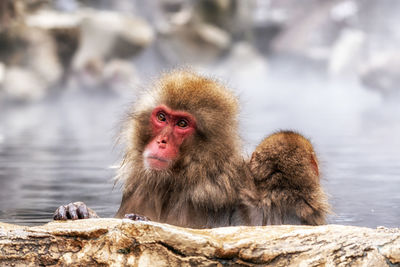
[143,105,196,170]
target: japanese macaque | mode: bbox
[244,131,330,225]
[53,70,330,228]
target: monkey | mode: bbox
[53,70,330,228]
[54,70,252,228]
[243,131,330,225]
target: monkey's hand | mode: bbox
[53,201,99,220]
[124,213,150,221]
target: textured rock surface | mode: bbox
[0,219,399,266]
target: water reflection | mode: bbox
[0,62,399,228]
[0,92,127,225]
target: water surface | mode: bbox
[0,62,399,228]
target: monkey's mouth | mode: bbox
[145,155,171,170]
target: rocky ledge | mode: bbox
[0,219,399,266]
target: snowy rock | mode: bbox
[0,219,399,266]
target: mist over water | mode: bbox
[0,57,399,228]
[0,92,127,224]
[1,0,400,228]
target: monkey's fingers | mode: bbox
[124,213,150,221]
[74,201,99,219]
[66,203,79,220]
[53,202,99,220]
[76,202,90,219]
[53,205,68,220]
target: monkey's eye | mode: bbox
[176,119,188,128]
[157,112,166,122]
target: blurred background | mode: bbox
[0,0,399,227]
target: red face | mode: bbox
[143,105,196,170]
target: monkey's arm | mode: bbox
[113,190,151,222]
[53,202,99,220]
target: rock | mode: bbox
[328,28,365,77]
[270,0,339,58]
[26,9,82,29]
[0,27,62,102]
[0,0,25,30]
[26,9,81,71]
[268,0,363,65]
[26,9,154,51]
[19,8,153,95]
[0,219,399,266]
[67,58,140,93]
[26,8,154,81]
[1,66,48,102]
[22,28,63,87]
[156,22,232,64]
[194,23,231,49]
[209,42,268,86]
[102,59,140,94]
[72,9,154,71]
[153,0,238,64]
[330,0,358,22]
[359,53,400,97]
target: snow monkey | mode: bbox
[54,70,330,228]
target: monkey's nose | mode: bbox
[157,138,168,148]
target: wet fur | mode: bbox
[247,131,330,225]
[115,70,330,228]
[116,70,252,228]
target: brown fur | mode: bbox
[115,70,252,228]
[114,70,330,228]
[53,71,330,226]
[246,131,331,225]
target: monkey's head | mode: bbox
[250,131,320,187]
[124,70,240,174]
